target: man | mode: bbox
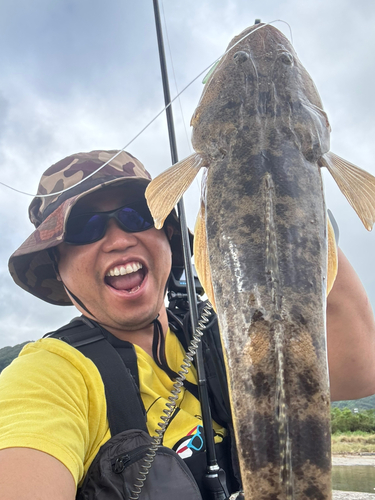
[0,150,375,500]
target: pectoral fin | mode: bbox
[145,153,205,229]
[327,216,338,295]
[321,152,375,231]
[194,201,216,310]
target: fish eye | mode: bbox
[233,51,249,64]
[279,52,294,66]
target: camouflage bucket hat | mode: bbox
[9,150,190,306]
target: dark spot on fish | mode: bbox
[280,124,296,141]
[257,150,307,200]
[294,467,304,480]
[215,281,223,298]
[291,306,307,325]
[248,293,257,307]
[238,177,257,197]
[275,203,288,218]
[300,315,307,326]
[277,244,319,298]
[291,416,331,471]
[303,485,325,500]
[206,219,219,239]
[253,371,271,397]
[252,310,264,322]
[242,213,262,230]
[298,370,319,399]
[311,334,326,359]
[233,50,249,64]
[220,197,234,214]
[272,313,282,322]
[267,127,283,148]
[304,142,323,163]
[222,100,238,110]
[304,149,316,162]
[239,412,280,470]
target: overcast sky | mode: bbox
[0,0,374,347]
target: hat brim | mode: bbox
[9,177,192,305]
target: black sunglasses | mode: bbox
[65,202,154,245]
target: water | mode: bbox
[332,465,375,493]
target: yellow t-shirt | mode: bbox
[0,329,226,486]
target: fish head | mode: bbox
[191,23,331,164]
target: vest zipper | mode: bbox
[112,444,150,474]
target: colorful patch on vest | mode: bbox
[173,425,205,459]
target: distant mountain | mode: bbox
[331,394,375,411]
[0,342,30,373]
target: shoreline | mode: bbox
[332,453,375,466]
[333,493,375,500]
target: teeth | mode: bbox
[106,262,143,277]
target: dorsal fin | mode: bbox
[146,153,205,229]
[321,152,375,231]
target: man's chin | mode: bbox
[99,307,163,334]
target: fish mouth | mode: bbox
[104,261,148,294]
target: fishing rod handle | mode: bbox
[204,466,230,500]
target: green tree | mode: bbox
[331,407,375,433]
[0,342,30,373]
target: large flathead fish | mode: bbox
[146,24,375,499]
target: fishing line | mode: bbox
[161,0,192,155]
[273,19,293,45]
[0,19,290,199]
[160,1,201,196]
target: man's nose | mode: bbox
[101,218,138,251]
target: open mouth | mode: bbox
[104,262,147,294]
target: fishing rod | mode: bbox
[152,2,229,499]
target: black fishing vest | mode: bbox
[45,308,240,499]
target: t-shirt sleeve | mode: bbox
[0,338,109,486]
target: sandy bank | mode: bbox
[333,454,375,467]
[333,492,375,499]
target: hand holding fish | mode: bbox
[146,23,375,500]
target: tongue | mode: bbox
[106,269,144,292]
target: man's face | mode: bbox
[57,184,173,332]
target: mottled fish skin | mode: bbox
[195,25,331,499]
